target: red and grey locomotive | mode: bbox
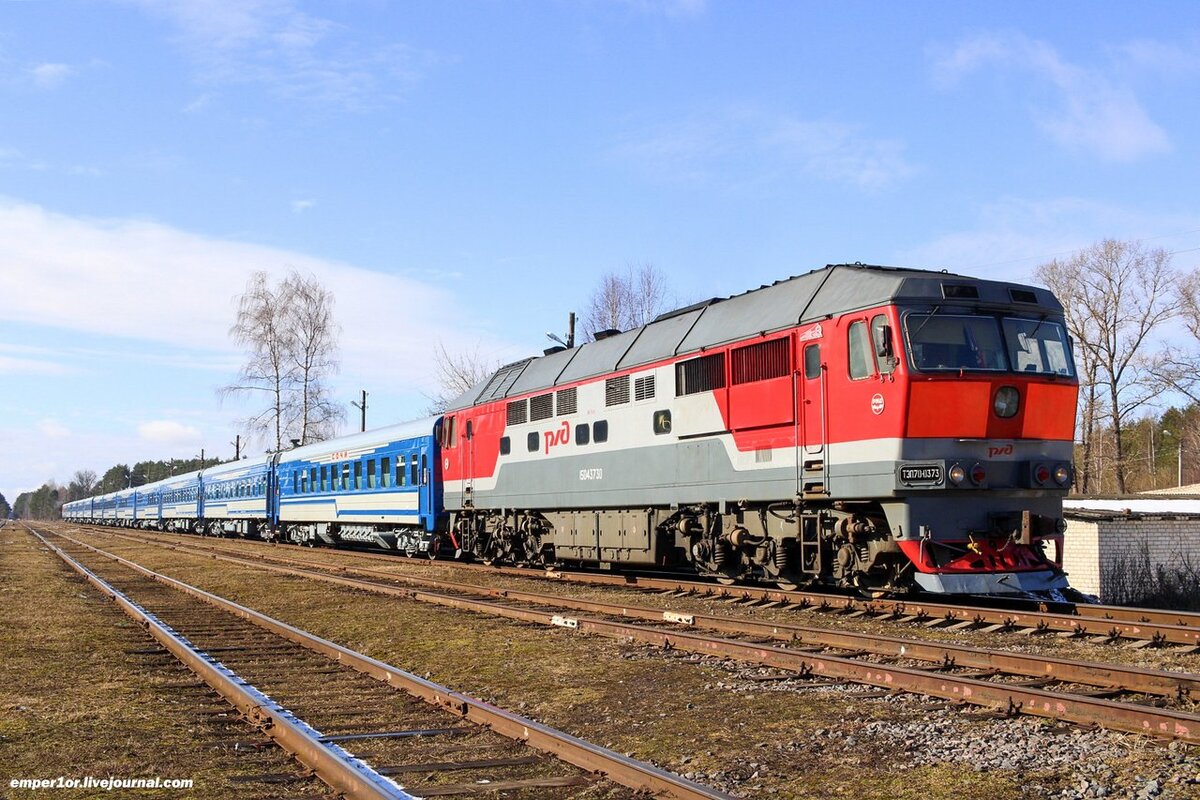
[439,263,1078,595]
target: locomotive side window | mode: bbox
[870,315,896,374]
[527,431,539,452]
[499,436,511,455]
[653,410,672,435]
[575,424,590,445]
[803,344,821,379]
[444,416,456,448]
[848,321,873,380]
[594,420,609,443]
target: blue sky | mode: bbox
[3,0,1200,499]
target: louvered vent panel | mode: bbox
[634,374,656,401]
[605,375,631,406]
[556,387,577,416]
[506,400,528,426]
[732,338,791,385]
[530,393,553,421]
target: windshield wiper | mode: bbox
[909,305,942,340]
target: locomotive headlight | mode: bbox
[1053,464,1071,486]
[1034,464,1051,485]
[948,464,966,485]
[994,386,1020,418]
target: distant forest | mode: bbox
[10,456,223,521]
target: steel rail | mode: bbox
[39,527,735,800]
[78,528,1200,743]
[27,526,414,800]
[65,523,1200,645]
[95,528,1200,701]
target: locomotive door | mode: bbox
[799,341,828,496]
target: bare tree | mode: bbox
[1039,239,1180,493]
[425,341,503,414]
[1154,268,1200,407]
[67,469,98,501]
[283,272,344,444]
[222,270,342,451]
[581,263,674,340]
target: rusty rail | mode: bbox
[78,527,1200,744]
[37,526,734,800]
[86,524,1200,646]
[96,528,1200,701]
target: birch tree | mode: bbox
[222,270,342,450]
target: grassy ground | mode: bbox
[0,525,332,799]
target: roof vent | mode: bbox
[942,284,980,300]
[1009,288,1038,304]
[593,328,621,341]
[543,345,566,355]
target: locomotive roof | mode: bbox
[447,262,1064,410]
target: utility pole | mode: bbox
[351,390,368,433]
[230,434,241,461]
[567,312,576,349]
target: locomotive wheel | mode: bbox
[775,580,799,591]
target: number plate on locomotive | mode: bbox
[899,464,943,485]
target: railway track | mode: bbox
[73,523,1200,648]
[69,525,1200,745]
[25,523,731,800]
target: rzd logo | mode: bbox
[544,421,571,454]
[987,444,1014,458]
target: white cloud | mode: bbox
[138,419,202,447]
[0,354,74,376]
[37,419,70,439]
[895,196,1200,284]
[291,198,315,213]
[618,0,706,16]
[931,32,1170,162]
[129,0,432,109]
[28,62,73,89]
[614,108,913,191]
[0,198,516,397]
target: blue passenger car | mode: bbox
[275,417,443,552]
[199,456,274,537]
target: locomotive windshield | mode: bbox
[904,313,1075,376]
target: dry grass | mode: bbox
[0,526,332,799]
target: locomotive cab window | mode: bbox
[803,344,821,379]
[871,315,896,375]
[905,313,1007,372]
[848,321,873,380]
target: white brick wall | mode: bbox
[1063,515,1200,603]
